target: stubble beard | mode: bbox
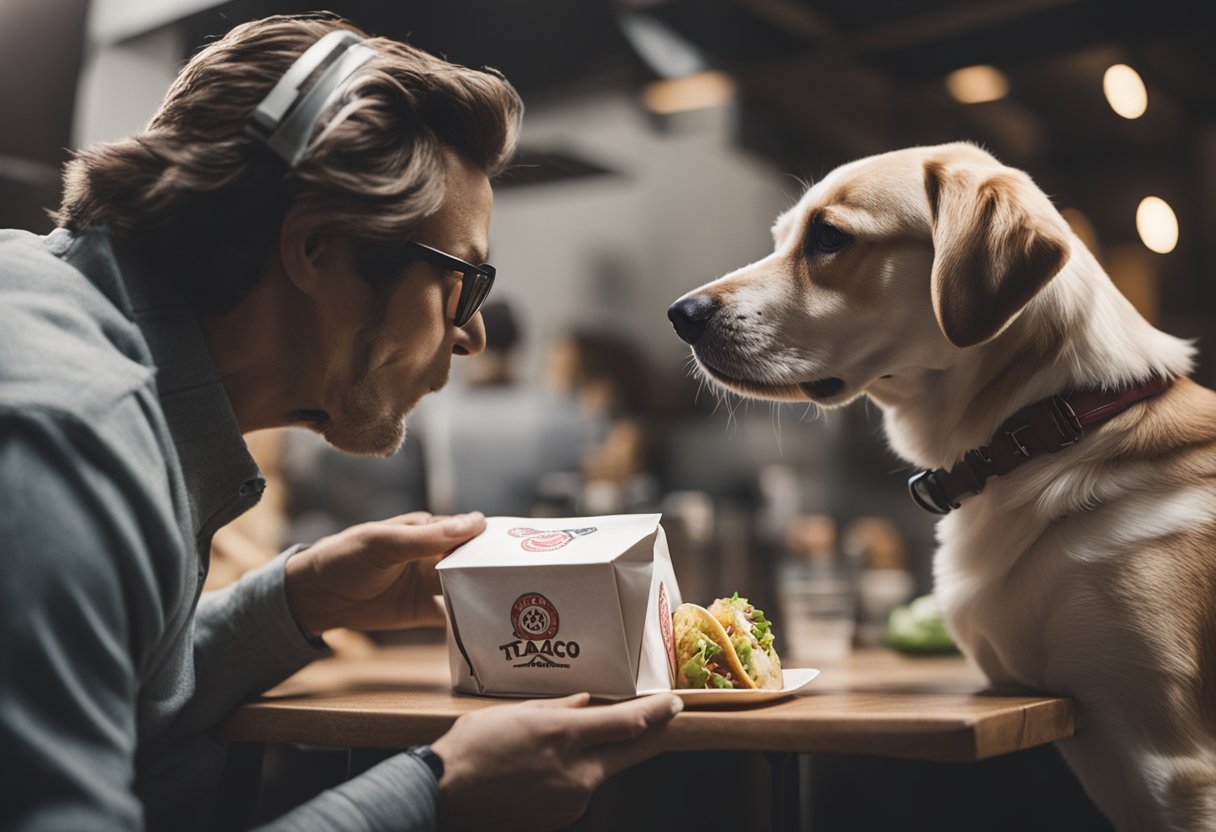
[319,296,450,457]
[320,307,411,458]
[320,325,410,457]
[322,376,408,457]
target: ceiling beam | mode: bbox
[850,0,1089,55]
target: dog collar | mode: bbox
[908,375,1174,514]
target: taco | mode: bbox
[673,593,783,690]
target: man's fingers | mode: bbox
[528,692,592,709]
[384,511,435,526]
[585,729,669,781]
[409,592,447,628]
[434,512,485,538]
[572,697,681,783]
[412,555,444,598]
[569,694,682,749]
[365,512,486,563]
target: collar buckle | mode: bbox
[907,469,954,515]
[1006,424,1033,458]
[1044,394,1083,447]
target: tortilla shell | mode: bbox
[673,603,758,690]
[707,598,784,690]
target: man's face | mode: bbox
[309,149,491,456]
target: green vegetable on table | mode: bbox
[886,594,960,654]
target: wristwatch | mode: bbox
[405,744,445,784]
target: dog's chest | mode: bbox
[931,475,1216,692]
[933,534,1055,689]
[929,491,1093,690]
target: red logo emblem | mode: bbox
[658,581,676,684]
[511,593,560,641]
[508,526,597,552]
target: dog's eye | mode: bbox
[809,222,850,254]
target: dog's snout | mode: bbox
[667,295,720,345]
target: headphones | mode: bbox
[246,30,376,167]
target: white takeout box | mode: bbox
[436,514,682,699]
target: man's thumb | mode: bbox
[437,512,485,537]
[371,512,485,560]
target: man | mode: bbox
[0,14,680,832]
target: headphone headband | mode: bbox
[247,29,376,166]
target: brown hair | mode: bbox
[54,13,523,315]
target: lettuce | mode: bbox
[731,634,755,681]
[729,593,779,664]
[680,634,722,689]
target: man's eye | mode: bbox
[809,222,850,253]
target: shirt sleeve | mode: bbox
[0,413,144,830]
[0,412,441,832]
[185,546,331,737]
[193,557,443,832]
[252,754,441,832]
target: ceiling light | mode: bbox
[1103,64,1147,119]
[642,70,736,115]
[1136,196,1178,254]
[945,65,1008,104]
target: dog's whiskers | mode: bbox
[771,401,786,457]
[723,393,742,439]
[798,402,825,424]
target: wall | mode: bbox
[490,93,797,383]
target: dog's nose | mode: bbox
[667,295,720,345]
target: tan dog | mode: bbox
[668,142,1216,831]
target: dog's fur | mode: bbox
[672,142,1216,830]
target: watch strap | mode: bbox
[405,744,445,784]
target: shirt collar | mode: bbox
[46,228,265,543]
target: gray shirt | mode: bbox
[0,228,440,830]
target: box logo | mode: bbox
[511,593,559,640]
[501,592,581,668]
[508,526,597,552]
[659,581,676,685]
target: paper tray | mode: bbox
[640,667,820,709]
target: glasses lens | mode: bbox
[455,270,494,327]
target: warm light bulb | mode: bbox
[945,65,1008,104]
[1136,196,1178,254]
[1103,64,1147,119]
[641,70,735,115]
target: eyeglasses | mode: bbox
[405,241,496,328]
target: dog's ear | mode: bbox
[925,158,1071,348]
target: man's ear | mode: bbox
[279,202,328,296]
[924,158,1071,348]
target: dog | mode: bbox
[667,142,1216,831]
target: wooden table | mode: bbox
[224,643,1073,764]
[222,643,1074,830]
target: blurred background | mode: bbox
[3,1,1213,827]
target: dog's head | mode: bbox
[668,142,1073,406]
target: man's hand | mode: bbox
[284,511,486,635]
[431,692,683,831]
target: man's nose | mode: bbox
[667,295,720,345]
[453,312,486,357]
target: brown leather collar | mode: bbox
[908,375,1174,514]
